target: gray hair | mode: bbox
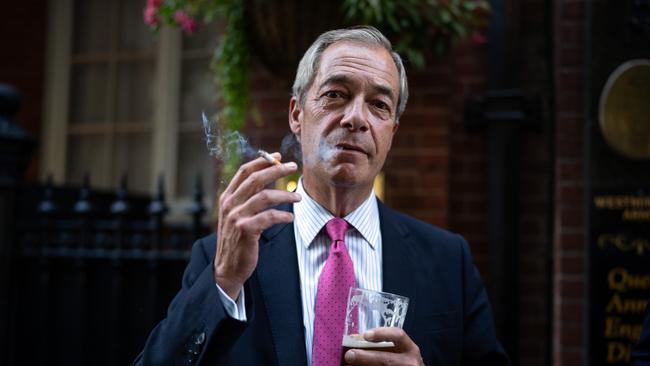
[291,26,409,122]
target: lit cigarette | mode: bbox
[258,150,281,166]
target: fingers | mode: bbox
[344,348,413,366]
[237,189,302,217]
[234,209,295,237]
[222,190,301,237]
[344,328,423,366]
[344,349,424,366]
[213,152,298,299]
[222,152,286,197]
[363,327,415,352]
[231,161,297,204]
[221,160,298,213]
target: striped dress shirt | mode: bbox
[293,178,383,366]
[215,179,383,364]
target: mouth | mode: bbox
[336,143,368,155]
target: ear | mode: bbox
[289,96,302,137]
[392,120,399,134]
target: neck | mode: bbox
[302,175,372,217]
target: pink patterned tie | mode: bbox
[312,218,356,366]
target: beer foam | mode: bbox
[342,335,394,349]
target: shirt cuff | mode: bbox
[216,283,247,322]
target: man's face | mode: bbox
[289,41,400,189]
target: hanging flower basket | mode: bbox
[243,0,346,81]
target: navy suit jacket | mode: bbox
[134,201,509,365]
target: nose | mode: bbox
[340,97,369,132]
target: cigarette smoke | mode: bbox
[201,111,257,163]
[280,133,302,167]
[278,133,344,170]
[318,140,339,163]
[202,111,222,158]
[225,130,258,162]
[202,111,303,173]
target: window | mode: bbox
[42,0,217,218]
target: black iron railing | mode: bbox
[9,175,212,366]
[0,83,214,366]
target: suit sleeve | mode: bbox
[133,236,252,366]
[458,235,511,366]
[631,301,650,365]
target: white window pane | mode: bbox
[180,58,217,123]
[66,135,109,189]
[73,0,111,54]
[118,0,157,52]
[116,61,155,122]
[176,132,215,198]
[113,133,152,194]
[70,63,108,124]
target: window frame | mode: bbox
[42,0,212,221]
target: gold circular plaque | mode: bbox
[598,59,650,159]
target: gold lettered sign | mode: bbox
[590,190,650,365]
[598,60,650,160]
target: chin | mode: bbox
[328,165,369,188]
[329,177,360,188]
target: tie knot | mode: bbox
[325,218,348,242]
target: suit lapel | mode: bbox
[378,201,418,332]
[256,203,308,366]
[255,201,418,364]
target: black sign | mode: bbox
[589,189,650,365]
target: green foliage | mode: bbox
[147,0,490,180]
[150,0,490,129]
[342,0,491,69]
[210,0,248,133]
[147,0,249,179]
[152,0,248,134]
[147,1,246,129]
[209,1,249,180]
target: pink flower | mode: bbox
[471,31,488,44]
[143,5,159,27]
[147,0,162,7]
[175,10,198,34]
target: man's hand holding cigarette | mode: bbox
[213,152,301,300]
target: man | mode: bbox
[135,26,508,366]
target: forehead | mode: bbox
[314,41,400,95]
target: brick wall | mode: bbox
[517,0,554,364]
[553,0,587,365]
[447,42,489,274]
[445,2,555,364]
[386,58,453,228]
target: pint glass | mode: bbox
[341,288,409,361]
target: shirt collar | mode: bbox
[293,178,380,249]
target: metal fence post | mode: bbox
[0,84,35,366]
[147,175,167,326]
[73,174,94,365]
[106,175,130,364]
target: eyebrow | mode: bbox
[319,74,396,104]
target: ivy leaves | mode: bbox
[342,0,491,69]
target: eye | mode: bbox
[324,90,343,99]
[372,100,390,111]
